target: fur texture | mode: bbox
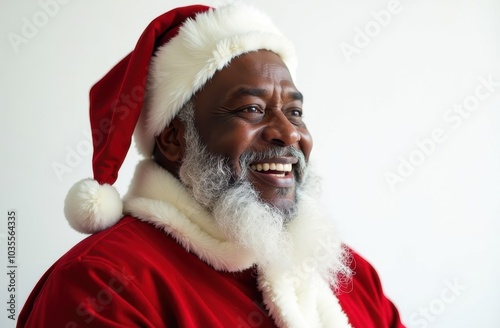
[124,160,255,271]
[64,178,123,234]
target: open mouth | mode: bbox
[249,162,293,177]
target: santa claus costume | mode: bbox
[18,3,405,328]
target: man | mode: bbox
[18,3,405,327]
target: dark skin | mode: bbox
[155,50,313,212]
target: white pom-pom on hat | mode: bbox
[64,179,123,234]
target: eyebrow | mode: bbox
[228,87,304,102]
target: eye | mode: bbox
[241,105,263,114]
[233,105,265,121]
[285,108,303,124]
[289,108,302,117]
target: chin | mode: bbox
[266,195,298,222]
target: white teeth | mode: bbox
[250,162,293,172]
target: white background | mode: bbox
[1,0,499,327]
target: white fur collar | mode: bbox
[123,159,255,271]
[123,159,352,328]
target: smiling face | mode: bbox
[192,50,313,212]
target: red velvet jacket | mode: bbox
[18,216,404,327]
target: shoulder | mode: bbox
[335,247,385,301]
[59,216,164,264]
[347,247,385,292]
[336,246,406,328]
[18,216,180,327]
[42,215,190,296]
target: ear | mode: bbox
[155,117,186,163]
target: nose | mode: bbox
[262,111,301,147]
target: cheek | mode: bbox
[299,129,313,160]
[205,122,259,159]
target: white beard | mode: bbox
[177,101,351,288]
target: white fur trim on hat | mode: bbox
[64,178,123,234]
[135,2,297,155]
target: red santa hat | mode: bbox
[64,2,297,234]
